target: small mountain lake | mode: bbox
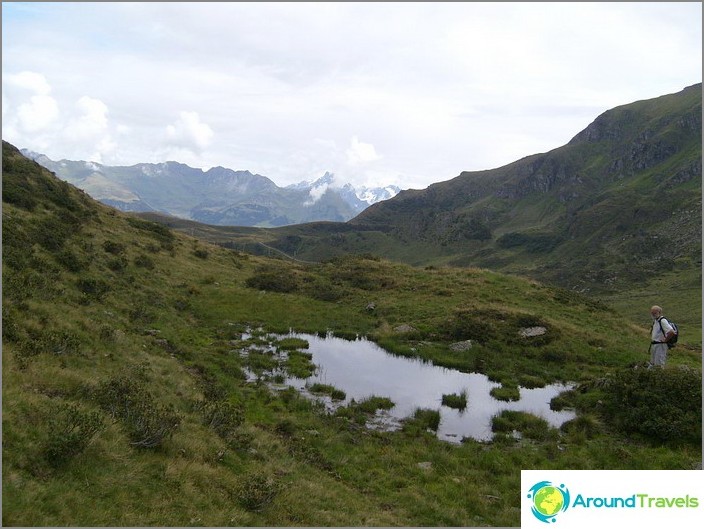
[242,331,576,443]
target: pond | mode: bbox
[244,331,576,443]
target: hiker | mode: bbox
[649,305,675,366]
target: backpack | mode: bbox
[658,317,679,348]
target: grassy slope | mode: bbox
[2,142,701,526]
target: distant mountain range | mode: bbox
[19,152,400,227]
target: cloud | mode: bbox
[304,182,329,206]
[3,71,59,133]
[1,3,700,189]
[165,111,214,153]
[64,96,115,163]
[5,71,52,95]
[346,136,380,165]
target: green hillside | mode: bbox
[149,84,701,344]
[2,141,701,526]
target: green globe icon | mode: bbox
[533,485,564,516]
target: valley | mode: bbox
[2,134,701,526]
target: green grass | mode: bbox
[2,141,701,527]
[441,391,468,410]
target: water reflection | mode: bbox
[248,331,576,443]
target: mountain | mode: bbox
[189,84,700,296]
[19,154,400,227]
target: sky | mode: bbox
[2,2,702,191]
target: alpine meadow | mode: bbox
[1,85,702,527]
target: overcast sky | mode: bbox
[2,2,701,190]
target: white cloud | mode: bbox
[3,71,59,133]
[5,71,52,95]
[1,3,700,189]
[346,136,380,165]
[304,182,329,206]
[165,111,214,153]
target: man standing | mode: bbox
[649,305,676,366]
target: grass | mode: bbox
[441,391,468,410]
[308,383,347,401]
[2,141,701,527]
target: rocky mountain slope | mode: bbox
[21,153,400,227]
[208,83,700,294]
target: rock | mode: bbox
[394,324,416,333]
[450,340,473,352]
[417,461,433,470]
[366,302,376,311]
[518,326,547,338]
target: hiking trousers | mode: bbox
[650,343,668,366]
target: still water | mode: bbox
[253,332,576,443]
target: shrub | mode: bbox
[43,403,104,467]
[102,240,126,255]
[599,366,701,444]
[245,267,299,293]
[134,254,155,269]
[92,370,181,448]
[126,217,175,245]
[236,472,281,512]
[199,400,244,438]
[76,277,111,302]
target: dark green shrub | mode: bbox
[102,240,126,255]
[245,267,299,293]
[193,248,209,259]
[599,366,702,444]
[107,256,129,271]
[56,247,91,272]
[92,370,181,449]
[236,472,280,512]
[43,403,104,467]
[134,254,155,269]
[200,400,244,438]
[126,217,175,245]
[275,419,297,437]
[76,277,111,301]
[2,177,38,210]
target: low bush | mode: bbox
[245,266,299,293]
[236,472,281,512]
[598,366,701,444]
[92,369,181,448]
[43,403,104,467]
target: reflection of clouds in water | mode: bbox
[275,332,576,443]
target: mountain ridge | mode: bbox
[19,151,400,227]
